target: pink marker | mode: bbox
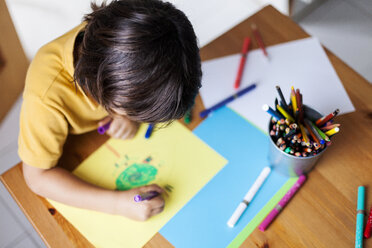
[258,175,306,231]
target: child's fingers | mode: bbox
[119,128,132,140]
[142,184,165,194]
[147,195,165,209]
[113,124,127,139]
[106,119,120,136]
[98,116,112,127]
[110,122,130,139]
[150,205,165,216]
[119,123,138,140]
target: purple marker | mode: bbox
[134,191,160,202]
[98,121,111,135]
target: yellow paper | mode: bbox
[49,122,227,248]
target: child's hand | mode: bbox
[99,115,139,139]
[114,184,166,221]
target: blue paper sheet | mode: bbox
[159,107,289,247]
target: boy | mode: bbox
[19,0,201,221]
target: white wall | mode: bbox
[5,0,288,60]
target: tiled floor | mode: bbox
[1,0,372,247]
[0,98,46,247]
[296,0,372,83]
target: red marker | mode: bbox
[251,23,268,58]
[364,206,372,238]
[234,37,251,89]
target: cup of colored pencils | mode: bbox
[263,86,340,177]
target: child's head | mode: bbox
[74,0,202,123]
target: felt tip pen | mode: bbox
[364,206,372,238]
[234,37,251,89]
[200,83,256,118]
[251,23,268,58]
[145,124,154,139]
[259,175,306,231]
[227,166,271,228]
[98,121,111,135]
[184,109,192,124]
[355,186,365,248]
[134,191,160,202]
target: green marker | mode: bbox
[184,109,192,124]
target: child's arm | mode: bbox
[22,162,165,221]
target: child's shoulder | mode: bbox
[24,23,85,101]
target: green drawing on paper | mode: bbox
[143,156,152,163]
[116,163,158,190]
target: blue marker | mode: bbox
[356,186,365,248]
[199,83,256,118]
[145,124,154,139]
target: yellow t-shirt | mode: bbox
[18,24,108,169]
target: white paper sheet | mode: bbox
[200,37,355,133]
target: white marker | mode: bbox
[227,166,271,228]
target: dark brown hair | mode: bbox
[73,0,202,123]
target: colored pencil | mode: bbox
[305,119,325,145]
[274,98,279,111]
[291,87,297,116]
[325,127,339,136]
[304,120,321,145]
[234,37,251,89]
[276,85,289,111]
[262,104,283,120]
[259,175,306,231]
[296,90,304,122]
[277,104,295,123]
[320,123,340,131]
[295,89,301,112]
[200,83,256,118]
[316,109,340,127]
[299,123,310,145]
[313,124,330,142]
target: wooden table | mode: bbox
[0,0,29,122]
[2,5,372,248]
